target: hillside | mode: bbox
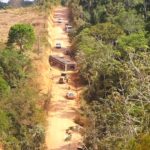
[0,6,49,149]
[0,7,44,43]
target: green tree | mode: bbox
[115,10,144,34]
[1,85,45,150]
[90,22,124,44]
[0,49,29,87]
[0,110,10,136]
[0,76,10,96]
[117,32,148,54]
[7,24,35,52]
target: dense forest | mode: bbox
[64,0,150,149]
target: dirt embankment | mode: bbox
[47,11,55,48]
[32,10,55,95]
[0,8,41,41]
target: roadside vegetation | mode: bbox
[0,24,45,149]
[0,0,62,148]
[66,0,150,149]
[0,1,51,149]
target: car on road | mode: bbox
[66,91,76,100]
[58,73,68,84]
[55,43,61,48]
[59,76,67,84]
[61,72,68,78]
[65,24,72,32]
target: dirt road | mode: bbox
[45,7,81,150]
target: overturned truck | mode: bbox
[49,55,77,71]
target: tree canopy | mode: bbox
[7,24,35,52]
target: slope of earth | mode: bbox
[45,6,82,150]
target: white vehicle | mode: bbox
[66,91,76,100]
[65,24,72,32]
[55,43,61,48]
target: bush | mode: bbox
[7,24,35,52]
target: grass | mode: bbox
[0,7,46,44]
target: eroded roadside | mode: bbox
[45,6,82,150]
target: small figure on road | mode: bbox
[68,86,71,90]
